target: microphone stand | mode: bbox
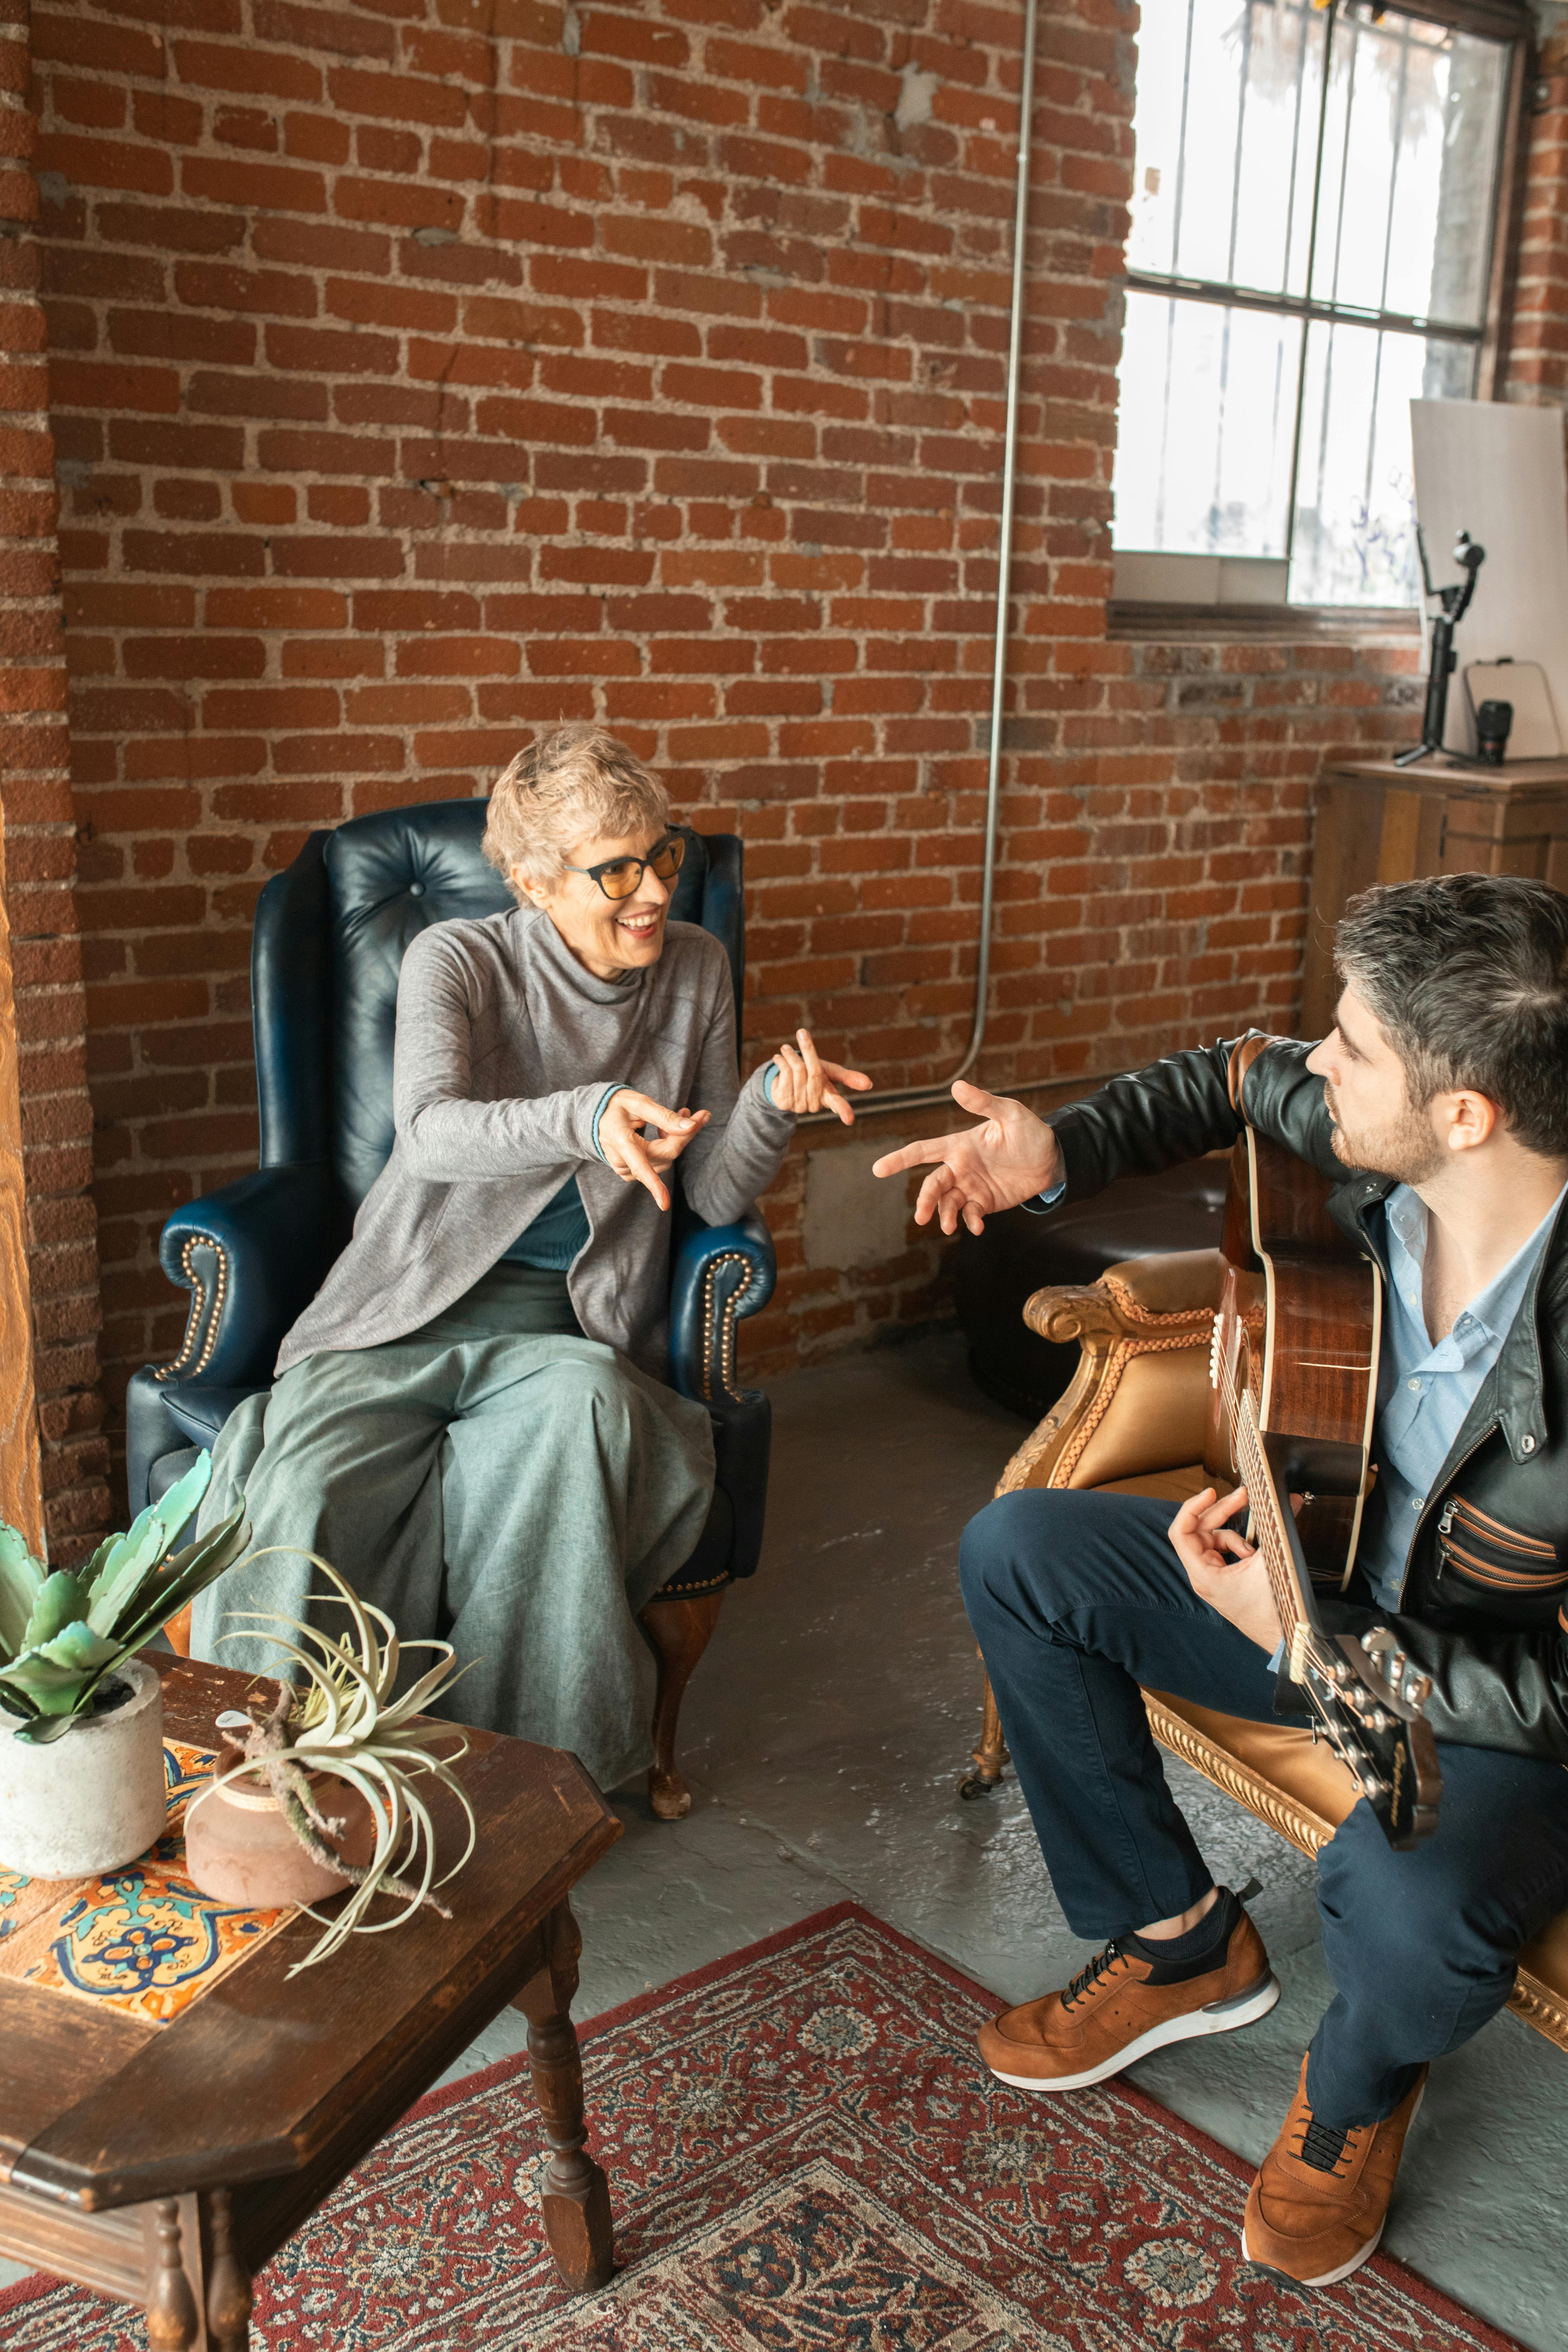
[1393,527,1486,770]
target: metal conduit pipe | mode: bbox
[800,0,1041,1125]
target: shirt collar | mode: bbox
[1385,1179,1568,1355]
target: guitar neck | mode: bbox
[1232,1387,1315,1677]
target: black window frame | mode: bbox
[1109,0,1536,633]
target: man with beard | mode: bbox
[873,873,1568,2289]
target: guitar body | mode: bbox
[1204,1048,1441,1849]
[1205,1125,1381,1589]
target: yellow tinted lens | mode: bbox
[598,859,641,899]
[651,838,685,881]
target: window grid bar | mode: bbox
[1123,269,1485,347]
[1224,4,1255,287]
[1282,0,1337,582]
[1281,3,1316,300]
[1376,20,1414,320]
[1167,0,1199,283]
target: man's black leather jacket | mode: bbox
[1048,1036,1568,1763]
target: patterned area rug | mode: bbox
[0,1901,1522,2351]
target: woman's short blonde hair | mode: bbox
[482,726,671,897]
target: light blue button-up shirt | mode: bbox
[1355,1181,1565,1610]
[1031,1167,1562,1621]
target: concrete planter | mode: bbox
[0,1656,167,1879]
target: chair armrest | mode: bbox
[668,1209,776,1406]
[155,1163,340,1393]
[1000,1247,1221,1496]
[1024,1246,1224,1337]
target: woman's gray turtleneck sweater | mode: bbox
[275,906,793,1380]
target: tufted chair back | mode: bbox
[248,801,741,1218]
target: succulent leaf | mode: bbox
[22,1571,91,1651]
[147,1452,213,1547]
[0,1525,47,1664]
[0,1621,123,1717]
[110,1504,250,1657]
[1,1467,245,1743]
[82,1447,214,1635]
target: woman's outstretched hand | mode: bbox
[768,1030,873,1124]
[870,1080,1061,1234]
[599,1090,711,1214]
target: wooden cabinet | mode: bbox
[1300,756,1568,1036]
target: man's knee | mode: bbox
[959,1488,1100,1636]
[1318,1811,1521,1996]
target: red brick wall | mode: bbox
[13,0,1454,1473]
[1509,29,1568,404]
[0,0,107,1558]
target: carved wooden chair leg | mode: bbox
[514,1898,615,2294]
[638,1586,725,1822]
[957,1656,1009,1801]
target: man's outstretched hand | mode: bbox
[870,1080,1062,1235]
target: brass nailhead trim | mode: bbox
[155,1233,229,1382]
[700,1250,754,1403]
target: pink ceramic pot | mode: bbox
[183,1742,377,1909]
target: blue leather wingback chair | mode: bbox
[126,800,777,1817]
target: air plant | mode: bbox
[214,1555,477,1973]
[0,1454,248,1743]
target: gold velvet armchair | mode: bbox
[964,1247,1568,2057]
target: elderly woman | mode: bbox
[191,728,869,1789]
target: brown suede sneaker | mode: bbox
[1242,2057,1428,2287]
[978,1887,1278,2093]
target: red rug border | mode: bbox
[0,1895,1530,2352]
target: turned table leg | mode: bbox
[146,2199,200,2352]
[514,1897,615,2293]
[205,2187,252,2351]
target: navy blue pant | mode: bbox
[960,1487,1568,2129]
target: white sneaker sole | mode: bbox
[1241,2220,1382,2289]
[1240,2078,1426,2288]
[985,1970,1281,2094]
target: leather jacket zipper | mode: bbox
[1396,1425,1495,1611]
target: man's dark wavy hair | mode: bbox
[1334,872,1568,1159]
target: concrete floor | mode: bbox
[8,1333,1563,2340]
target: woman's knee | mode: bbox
[533,1349,637,1426]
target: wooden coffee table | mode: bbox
[0,1653,622,2348]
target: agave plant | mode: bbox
[0,1455,248,1744]
[215,1555,477,1973]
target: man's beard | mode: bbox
[1323,1080,1445,1185]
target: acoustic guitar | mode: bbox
[1205,1068,1442,1851]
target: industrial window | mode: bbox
[1111,0,1528,611]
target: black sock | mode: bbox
[1126,1885,1234,1968]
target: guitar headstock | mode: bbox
[1298,1627,1442,1849]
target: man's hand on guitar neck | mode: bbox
[1169,1485,1285,1656]
[870,1081,1061,1235]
